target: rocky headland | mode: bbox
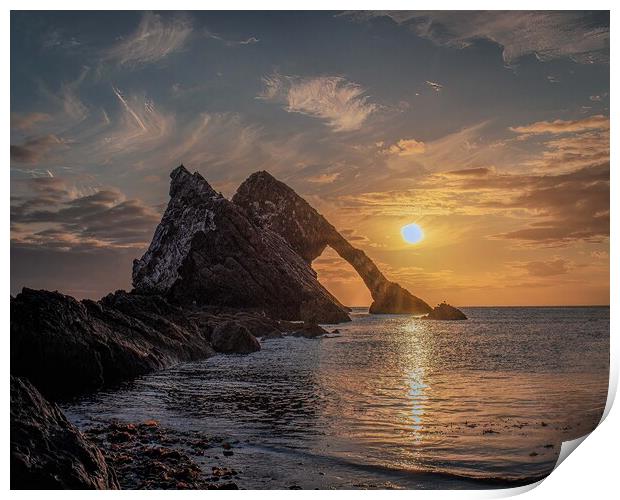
[10,165,465,489]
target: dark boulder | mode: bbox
[261,330,284,340]
[188,309,286,340]
[10,376,119,490]
[210,321,261,354]
[423,302,467,320]
[288,322,329,339]
[132,166,350,323]
[233,171,432,315]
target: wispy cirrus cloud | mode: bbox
[43,29,81,50]
[425,80,443,92]
[345,11,609,65]
[163,112,262,176]
[34,65,91,126]
[258,72,378,132]
[106,12,192,67]
[205,29,259,46]
[509,114,609,135]
[76,86,176,162]
[110,86,172,147]
[11,78,268,192]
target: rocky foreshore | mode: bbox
[10,165,465,489]
[82,420,242,489]
[10,376,119,490]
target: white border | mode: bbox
[3,2,616,498]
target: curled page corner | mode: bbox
[554,434,590,470]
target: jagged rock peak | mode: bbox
[132,165,351,323]
[169,164,219,199]
[133,165,222,293]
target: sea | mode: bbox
[62,307,609,489]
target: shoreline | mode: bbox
[71,415,550,490]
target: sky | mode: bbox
[10,11,610,306]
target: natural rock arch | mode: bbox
[233,171,433,315]
[132,166,351,323]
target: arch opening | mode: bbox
[312,246,372,308]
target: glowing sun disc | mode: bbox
[401,223,424,244]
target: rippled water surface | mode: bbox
[63,307,609,489]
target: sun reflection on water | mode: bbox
[401,318,434,442]
[407,367,429,438]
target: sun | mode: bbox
[401,223,424,244]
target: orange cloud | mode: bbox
[337,162,609,246]
[520,258,571,277]
[307,172,341,184]
[510,115,609,135]
[386,138,427,156]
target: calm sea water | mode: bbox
[63,307,609,489]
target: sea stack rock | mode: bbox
[133,166,350,323]
[10,376,119,490]
[233,171,433,315]
[423,302,468,320]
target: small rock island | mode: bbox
[424,302,468,320]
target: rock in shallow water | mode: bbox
[211,321,261,354]
[10,376,119,490]
[287,323,329,339]
[423,302,467,320]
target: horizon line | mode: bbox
[347,304,611,309]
